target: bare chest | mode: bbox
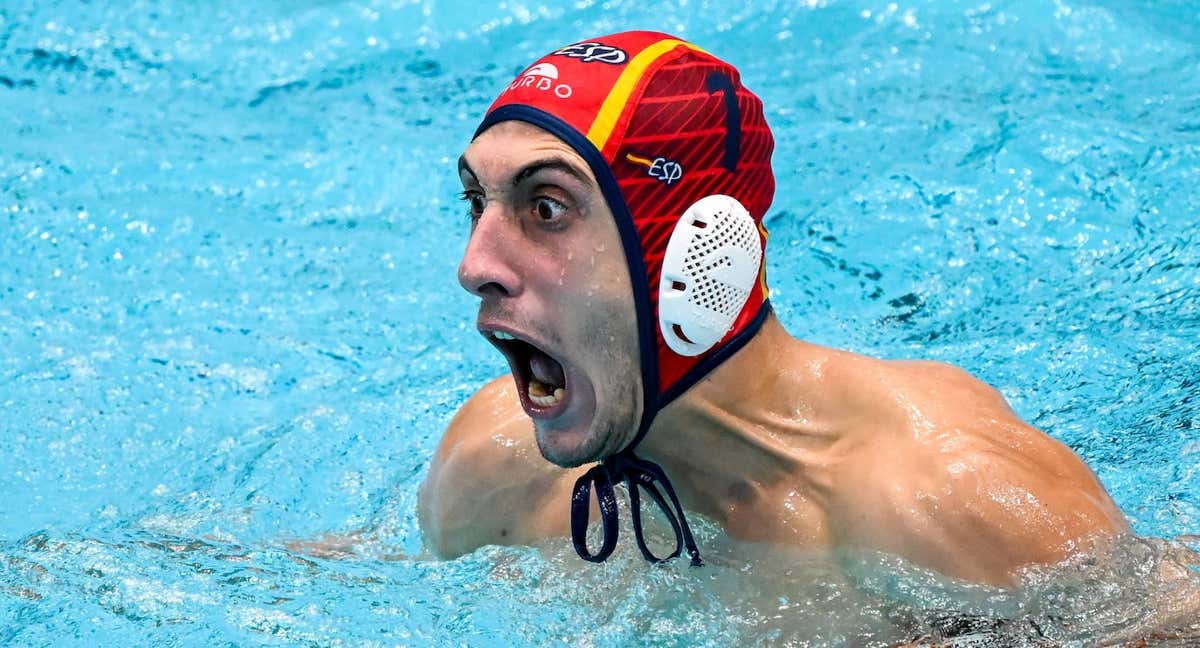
[717,480,834,550]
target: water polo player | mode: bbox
[418,31,1129,585]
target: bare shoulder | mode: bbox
[805,350,1013,418]
[418,375,582,558]
[828,358,1130,584]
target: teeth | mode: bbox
[528,379,566,408]
[493,331,515,340]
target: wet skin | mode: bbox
[418,120,1131,586]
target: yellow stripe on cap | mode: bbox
[586,38,709,153]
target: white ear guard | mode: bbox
[658,194,763,357]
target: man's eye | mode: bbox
[459,191,485,220]
[533,196,568,222]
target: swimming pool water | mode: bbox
[2,0,1198,645]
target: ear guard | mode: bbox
[659,195,763,357]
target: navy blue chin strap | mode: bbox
[570,448,704,567]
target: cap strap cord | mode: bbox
[570,450,703,566]
[570,461,619,561]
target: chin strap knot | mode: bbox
[569,450,703,567]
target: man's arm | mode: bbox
[418,376,583,558]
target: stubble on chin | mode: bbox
[589,374,642,460]
[532,380,640,469]
[534,310,643,469]
[534,425,605,469]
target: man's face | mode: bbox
[457,120,642,468]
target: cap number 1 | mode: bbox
[706,71,741,173]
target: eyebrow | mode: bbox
[457,155,592,189]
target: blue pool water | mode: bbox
[2,0,1198,644]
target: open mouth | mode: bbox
[485,329,570,418]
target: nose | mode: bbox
[457,204,523,299]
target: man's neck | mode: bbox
[635,314,846,527]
